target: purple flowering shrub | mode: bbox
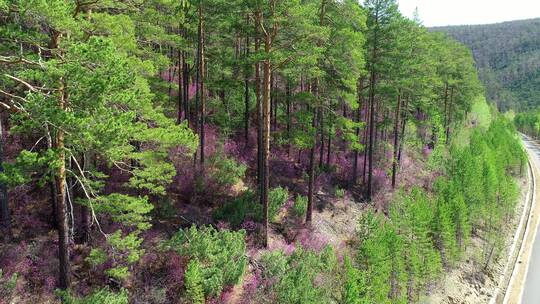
[131,250,187,303]
[0,238,59,301]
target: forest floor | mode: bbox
[421,174,529,304]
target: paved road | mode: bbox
[521,137,540,304]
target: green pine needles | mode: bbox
[351,116,525,303]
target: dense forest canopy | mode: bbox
[433,18,540,111]
[0,0,526,303]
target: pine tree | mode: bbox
[0,0,197,288]
[185,259,205,304]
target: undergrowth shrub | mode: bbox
[335,187,345,198]
[259,245,342,304]
[165,225,247,298]
[0,269,18,300]
[293,195,308,217]
[269,187,289,221]
[208,153,247,190]
[57,288,128,304]
[213,187,288,226]
[213,190,262,227]
[184,259,205,304]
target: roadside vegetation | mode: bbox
[0,0,527,303]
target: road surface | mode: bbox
[521,137,540,303]
[505,136,540,304]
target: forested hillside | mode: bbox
[434,18,540,111]
[0,0,526,303]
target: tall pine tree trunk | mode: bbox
[366,9,379,201]
[367,73,376,200]
[306,80,318,224]
[255,12,263,196]
[397,98,409,169]
[0,116,11,242]
[244,25,250,144]
[56,79,71,290]
[318,110,324,168]
[352,79,363,185]
[183,52,190,123]
[443,82,448,133]
[307,0,326,222]
[177,49,183,124]
[326,128,331,166]
[45,125,59,229]
[391,92,401,188]
[446,87,454,145]
[362,99,369,185]
[261,28,271,248]
[198,4,206,167]
[78,153,93,244]
[286,82,292,157]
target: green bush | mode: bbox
[343,256,364,304]
[259,246,341,304]
[0,270,17,299]
[185,259,205,304]
[335,187,345,198]
[213,187,289,225]
[166,225,247,298]
[269,187,289,222]
[208,154,247,189]
[57,288,128,304]
[213,190,262,227]
[293,195,308,217]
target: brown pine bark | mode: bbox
[286,82,292,157]
[244,22,250,144]
[318,109,324,168]
[367,73,376,200]
[391,92,401,188]
[366,9,379,201]
[261,24,271,248]
[362,98,369,185]
[443,82,448,133]
[306,80,319,224]
[352,78,364,185]
[446,87,454,145]
[78,153,93,244]
[326,129,331,166]
[306,0,327,223]
[198,4,206,167]
[177,49,183,124]
[182,48,190,123]
[56,79,71,290]
[397,97,409,169]
[0,116,11,242]
[255,12,263,195]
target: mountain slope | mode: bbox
[433,18,540,111]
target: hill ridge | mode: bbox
[433,17,540,110]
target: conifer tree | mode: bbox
[0,0,197,288]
